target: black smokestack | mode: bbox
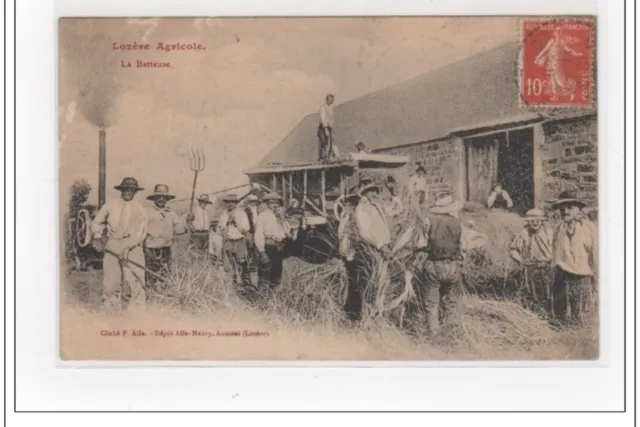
[98,126,106,209]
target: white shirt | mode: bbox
[217,208,250,240]
[408,175,428,193]
[553,219,597,276]
[354,198,391,249]
[91,198,148,247]
[319,104,334,128]
[487,190,514,209]
[192,204,212,231]
[144,205,185,248]
[254,209,289,252]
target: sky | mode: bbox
[58,17,519,206]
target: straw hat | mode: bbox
[523,208,547,221]
[114,177,144,192]
[359,183,382,196]
[245,194,260,203]
[222,194,239,203]
[549,190,586,209]
[146,184,175,201]
[429,191,463,214]
[261,192,283,203]
[197,194,213,204]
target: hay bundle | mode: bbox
[436,295,559,355]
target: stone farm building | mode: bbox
[253,42,597,214]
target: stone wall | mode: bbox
[378,137,462,198]
[538,114,598,208]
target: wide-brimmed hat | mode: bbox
[358,175,375,187]
[114,177,144,192]
[549,190,586,209]
[197,194,213,204]
[146,184,175,201]
[262,192,283,203]
[245,194,260,203]
[523,208,547,221]
[360,182,382,194]
[222,194,239,203]
[430,191,463,214]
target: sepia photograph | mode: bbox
[58,16,598,361]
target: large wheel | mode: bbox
[333,195,348,222]
[75,208,93,248]
[297,219,340,264]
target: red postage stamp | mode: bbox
[520,18,594,108]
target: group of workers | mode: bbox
[336,172,597,333]
[88,168,597,333]
[89,177,300,313]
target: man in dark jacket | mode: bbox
[411,191,465,337]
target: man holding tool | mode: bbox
[91,177,149,314]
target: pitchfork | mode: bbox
[188,147,206,218]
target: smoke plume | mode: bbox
[59,19,137,127]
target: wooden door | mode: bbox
[465,134,500,205]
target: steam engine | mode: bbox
[66,126,107,270]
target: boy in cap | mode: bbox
[143,184,187,293]
[216,193,253,289]
[187,194,213,251]
[91,177,148,313]
[408,164,429,212]
[411,191,465,336]
[509,208,554,311]
[549,191,598,326]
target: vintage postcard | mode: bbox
[59,16,598,361]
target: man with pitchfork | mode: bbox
[91,177,148,313]
[143,184,187,294]
[187,193,214,251]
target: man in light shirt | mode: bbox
[341,179,392,323]
[90,177,148,313]
[549,191,598,326]
[509,208,554,312]
[143,184,187,293]
[408,165,428,212]
[188,194,213,251]
[317,93,335,161]
[254,192,290,289]
[216,194,252,289]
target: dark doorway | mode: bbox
[465,127,535,215]
[497,128,535,215]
